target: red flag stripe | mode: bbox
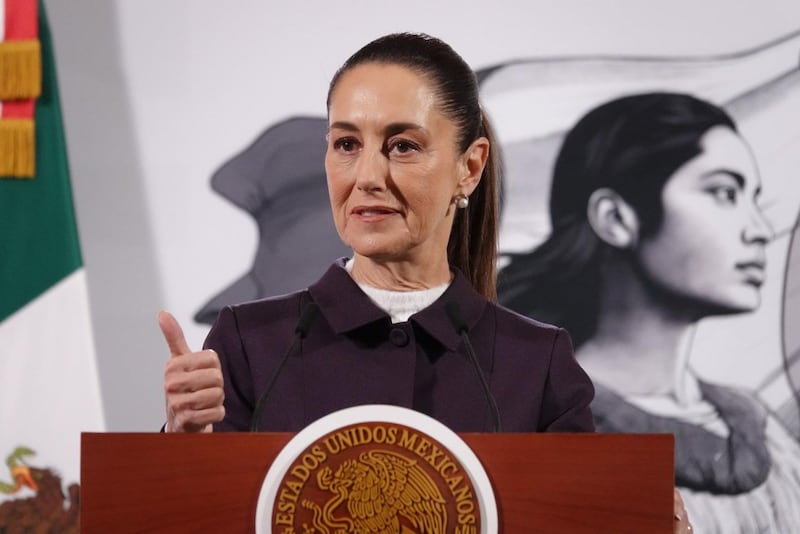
[0,99,34,119]
[4,0,38,40]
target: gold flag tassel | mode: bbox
[0,40,42,100]
[0,118,35,178]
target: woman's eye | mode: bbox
[333,137,359,152]
[708,186,738,205]
[388,140,418,154]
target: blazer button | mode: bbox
[389,327,410,347]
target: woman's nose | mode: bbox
[354,147,390,192]
[743,205,774,245]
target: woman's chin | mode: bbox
[700,290,761,316]
[346,236,413,262]
[349,244,405,263]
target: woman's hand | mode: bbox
[674,488,693,533]
[159,311,225,432]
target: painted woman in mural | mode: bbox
[480,33,800,444]
[497,92,800,533]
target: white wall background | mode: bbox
[42,0,800,430]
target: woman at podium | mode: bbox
[157,33,693,533]
[159,32,594,435]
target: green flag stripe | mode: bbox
[0,2,83,322]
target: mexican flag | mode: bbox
[0,0,104,529]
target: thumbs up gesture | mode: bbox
[159,311,225,432]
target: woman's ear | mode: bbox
[458,137,490,195]
[587,188,640,249]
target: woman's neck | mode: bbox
[577,259,698,397]
[349,253,452,290]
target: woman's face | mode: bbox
[325,63,475,265]
[635,126,772,314]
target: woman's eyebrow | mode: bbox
[328,122,425,135]
[700,169,745,189]
[384,122,425,136]
[329,121,359,132]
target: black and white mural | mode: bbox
[485,38,800,530]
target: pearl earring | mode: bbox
[455,194,469,209]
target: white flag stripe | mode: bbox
[0,269,104,496]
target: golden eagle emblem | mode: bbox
[302,449,447,533]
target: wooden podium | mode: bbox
[81,432,673,532]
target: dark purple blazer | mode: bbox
[208,260,595,433]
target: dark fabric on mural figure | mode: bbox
[591,380,800,533]
[194,117,350,325]
[206,259,595,433]
[592,382,770,495]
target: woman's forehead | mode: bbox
[327,64,447,131]
[330,63,433,104]
[675,126,760,190]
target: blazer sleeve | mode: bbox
[204,306,255,432]
[539,327,596,432]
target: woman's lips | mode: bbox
[351,206,400,221]
[736,260,766,287]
